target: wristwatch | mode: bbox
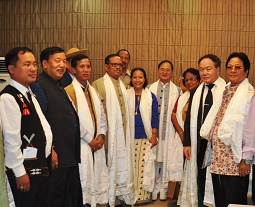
[242,159,252,165]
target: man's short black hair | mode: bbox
[71,54,90,69]
[40,46,65,66]
[5,47,33,68]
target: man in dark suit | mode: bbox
[60,47,90,87]
[31,47,83,207]
[183,54,226,206]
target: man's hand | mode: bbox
[16,173,30,192]
[239,160,251,177]
[51,147,59,170]
[183,146,191,160]
[89,139,99,152]
[95,135,104,150]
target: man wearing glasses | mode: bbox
[149,60,181,201]
[92,54,136,207]
[180,54,226,206]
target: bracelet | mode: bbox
[179,131,183,135]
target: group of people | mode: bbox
[180,53,255,207]
[0,46,255,207]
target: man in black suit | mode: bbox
[60,47,90,87]
[31,47,83,207]
[183,54,226,206]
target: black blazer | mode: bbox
[31,72,81,168]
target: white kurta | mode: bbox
[149,80,180,186]
[103,73,136,207]
[67,79,109,207]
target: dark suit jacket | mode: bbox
[59,71,73,88]
[183,85,205,154]
[31,72,80,168]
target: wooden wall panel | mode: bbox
[0,0,255,85]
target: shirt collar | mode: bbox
[9,79,30,96]
[79,81,89,92]
[204,76,221,87]
[159,81,169,88]
[68,72,75,80]
[109,75,120,84]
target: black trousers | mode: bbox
[252,164,255,204]
[8,175,49,207]
[212,173,249,207]
[197,139,207,203]
[48,165,83,207]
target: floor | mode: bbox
[142,198,178,207]
[132,193,254,207]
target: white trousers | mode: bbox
[152,162,167,195]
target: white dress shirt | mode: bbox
[0,79,52,177]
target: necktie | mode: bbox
[27,92,35,108]
[203,84,214,122]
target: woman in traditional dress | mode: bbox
[127,68,159,205]
[168,68,200,200]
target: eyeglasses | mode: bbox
[108,63,122,68]
[185,78,197,82]
[226,65,242,70]
[159,68,171,73]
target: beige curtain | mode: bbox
[0,0,255,85]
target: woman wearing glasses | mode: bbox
[168,68,200,200]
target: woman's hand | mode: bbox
[183,146,191,160]
[149,136,158,148]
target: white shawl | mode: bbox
[170,91,190,182]
[149,80,180,186]
[178,77,226,207]
[72,78,109,206]
[103,73,136,206]
[127,87,156,192]
[217,78,254,162]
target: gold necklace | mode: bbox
[135,95,141,115]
